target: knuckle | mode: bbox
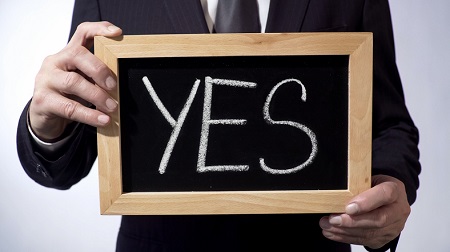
[91,61,109,77]
[76,22,92,33]
[366,229,377,239]
[359,226,398,249]
[355,236,367,246]
[362,229,381,247]
[381,183,395,201]
[65,45,86,60]
[35,56,58,86]
[62,100,94,124]
[34,71,48,88]
[63,101,78,120]
[32,77,53,107]
[375,212,389,228]
[91,86,104,100]
[42,54,56,65]
[31,90,46,106]
[63,72,82,90]
[404,205,411,217]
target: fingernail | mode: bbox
[329,215,342,225]
[106,98,117,111]
[322,231,333,238]
[319,217,331,229]
[346,203,359,215]
[322,231,334,238]
[98,115,110,124]
[107,25,120,33]
[106,76,116,89]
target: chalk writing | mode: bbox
[198,77,257,173]
[142,76,318,175]
[142,76,200,174]
[260,78,318,174]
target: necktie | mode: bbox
[214,0,261,33]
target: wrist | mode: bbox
[27,109,79,154]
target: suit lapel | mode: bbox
[265,0,311,33]
[163,0,209,34]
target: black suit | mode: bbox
[17,0,420,251]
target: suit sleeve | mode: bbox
[361,1,421,251]
[16,101,98,189]
[363,0,421,205]
[16,0,102,190]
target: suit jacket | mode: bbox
[17,0,421,251]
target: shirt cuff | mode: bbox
[27,111,79,155]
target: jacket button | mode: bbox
[36,164,48,178]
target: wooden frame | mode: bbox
[94,33,373,215]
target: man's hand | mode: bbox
[29,21,122,141]
[319,175,411,249]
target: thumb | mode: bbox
[345,175,400,215]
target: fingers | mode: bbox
[54,69,117,114]
[319,210,404,248]
[68,21,122,49]
[320,217,398,249]
[345,176,402,215]
[32,54,117,122]
[29,21,122,141]
[57,45,117,92]
[63,22,122,91]
[35,91,111,126]
[319,175,411,248]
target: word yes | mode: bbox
[142,76,318,175]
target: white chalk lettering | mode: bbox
[142,76,200,174]
[142,76,318,175]
[259,78,318,175]
[197,77,257,173]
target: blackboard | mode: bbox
[119,55,349,192]
[94,33,373,215]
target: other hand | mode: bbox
[319,175,411,249]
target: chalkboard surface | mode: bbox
[119,55,349,192]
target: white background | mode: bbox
[1,1,449,251]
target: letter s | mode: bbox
[260,78,318,175]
